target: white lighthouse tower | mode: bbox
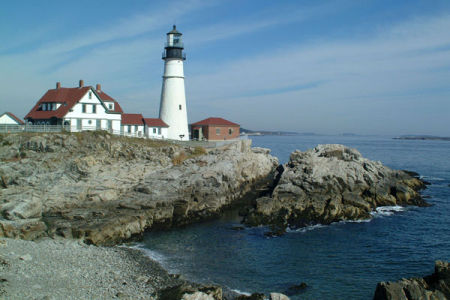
[159,25,189,141]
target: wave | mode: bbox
[231,289,251,296]
[420,175,445,181]
[370,205,405,217]
[120,243,178,273]
[334,218,372,224]
[286,224,325,233]
[287,206,406,233]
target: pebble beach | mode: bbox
[0,238,181,299]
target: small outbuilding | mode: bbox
[144,118,169,139]
[190,117,240,141]
[0,112,25,125]
[121,113,145,137]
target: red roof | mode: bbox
[121,113,144,125]
[191,117,239,127]
[97,91,123,113]
[143,118,168,127]
[2,112,25,124]
[25,85,123,120]
[25,87,91,119]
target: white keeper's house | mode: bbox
[25,80,122,132]
[24,80,171,139]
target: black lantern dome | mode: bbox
[163,25,186,60]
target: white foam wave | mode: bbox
[335,218,372,224]
[420,175,445,181]
[231,289,251,296]
[287,224,325,233]
[121,243,169,266]
[370,205,405,217]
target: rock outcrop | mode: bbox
[244,144,428,231]
[0,132,278,245]
[373,261,450,300]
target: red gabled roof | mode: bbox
[143,118,169,127]
[121,113,144,125]
[96,91,114,101]
[191,117,239,127]
[25,87,91,120]
[2,112,25,124]
[111,101,124,113]
[96,91,123,114]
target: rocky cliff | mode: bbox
[373,261,450,300]
[0,132,278,245]
[244,144,428,232]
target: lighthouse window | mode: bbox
[179,105,182,110]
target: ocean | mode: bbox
[139,135,450,299]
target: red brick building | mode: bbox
[190,117,240,141]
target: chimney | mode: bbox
[56,82,61,89]
[96,84,101,92]
[79,79,84,88]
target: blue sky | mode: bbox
[1,0,450,135]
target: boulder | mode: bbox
[159,283,222,300]
[270,293,290,300]
[244,144,428,231]
[373,261,450,300]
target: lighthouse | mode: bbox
[159,25,189,141]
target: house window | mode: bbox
[127,126,131,133]
[158,128,161,135]
[134,125,138,132]
[153,128,156,134]
[216,128,220,135]
[229,128,233,135]
[82,104,86,113]
[89,92,92,99]
[179,104,182,110]
[92,104,96,113]
[88,120,92,125]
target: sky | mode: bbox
[1,0,450,136]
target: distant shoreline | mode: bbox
[393,136,450,141]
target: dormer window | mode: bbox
[109,104,113,110]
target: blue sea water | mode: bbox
[140,135,450,299]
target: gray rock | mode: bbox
[244,144,428,230]
[0,132,278,246]
[270,293,290,300]
[373,261,450,300]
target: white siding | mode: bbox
[121,125,145,137]
[64,89,121,132]
[145,125,168,139]
[0,114,21,125]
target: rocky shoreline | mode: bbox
[0,132,442,299]
[243,144,429,235]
